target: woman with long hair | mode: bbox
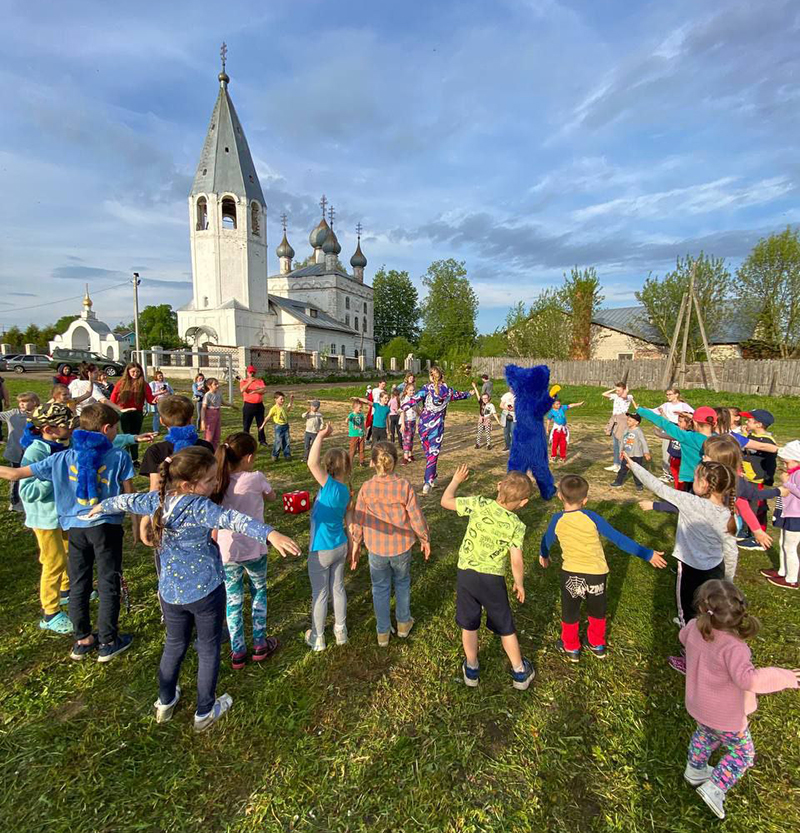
[401,365,477,494]
[110,362,156,463]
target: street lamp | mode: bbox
[132,273,141,365]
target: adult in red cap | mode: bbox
[240,365,268,446]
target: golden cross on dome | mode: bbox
[220,42,228,73]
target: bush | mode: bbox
[380,336,416,369]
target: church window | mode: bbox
[363,302,367,314]
[224,146,230,153]
[196,197,208,231]
[310,308,318,318]
[202,168,207,175]
[354,316,359,330]
[341,345,346,356]
[362,317,367,332]
[345,297,350,310]
[345,314,350,326]
[354,348,359,358]
[221,198,237,230]
[331,343,337,354]
[251,203,260,236]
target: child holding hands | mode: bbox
[441,465,536,689]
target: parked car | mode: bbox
[0,356,9,372]
[8,353,53,373]
[50,349,125,377]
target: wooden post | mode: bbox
[691,287,719,392]
[661,291,688,389]
[678,266,696,389]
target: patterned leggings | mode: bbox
[476,422,492,447]
[687,723,755,792]
[224,555,268,655]
[402,421,416,454]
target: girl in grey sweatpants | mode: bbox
[307,543,348,650]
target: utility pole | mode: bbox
[132,272,141,367]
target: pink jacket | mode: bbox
[781,466,800,518]
[680,619,798,732]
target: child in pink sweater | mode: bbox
[680,579,799,820]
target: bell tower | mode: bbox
[187,44,268,315]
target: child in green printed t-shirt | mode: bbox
[347,398,367,465]
[260,391,294,462]
[440,465,536,691]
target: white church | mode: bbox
[177,57,375,364]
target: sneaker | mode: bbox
[231,651,247,670]
[696,780,726,819]
[60,592,70,606]
[659,474,673,482]
[462,660,479,688]
[511,657,536,690]
[684,762,715,787]
[422,483,431,496]
[194,694,233,733]
[39,611,72,635]
[475,443,480,449]
[556,639,581,663]
[759,567,779,578]
[90,590,99,602]
[304,629,325,652]
[252,636,280,661]
[333,625,348,646]
[767,575,799,590]
[668,655,687,674]
[587,642,606,659]
[97,633,133,663]
[154,685,181,724]
[672,616,682,626]
[70,634,98,661]
[271,456,279,463]
[609,482,623,488]
[737,537,763,551]
[397,618,414,638]
[603,464,620,472]
[376,631,390,647]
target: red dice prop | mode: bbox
[283,490,310,514]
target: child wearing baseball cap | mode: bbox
[19,403,77,634]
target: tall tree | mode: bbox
[636,253,731,362]
[124,304,184,349]
[3,326,24,350]
[504,293,571,359]
[736,227,800,358]
[372,267,420,350]
[419,259,478,360]
[562,266,604,359]
[22,324,42,349]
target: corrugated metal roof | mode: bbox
[274,263,351,280]
[268,295,356,334]
[190,80,265,205]
[592,305,754,345]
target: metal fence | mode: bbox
[136,349,235,403]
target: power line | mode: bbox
[0,281,131,317]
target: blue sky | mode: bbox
[1,0,798,336]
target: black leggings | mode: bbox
[242,402,266,444]
[119,410,144,461]
[677,561,725,625]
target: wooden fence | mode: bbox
[471,356,800,397]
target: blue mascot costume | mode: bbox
[506,364,556,500]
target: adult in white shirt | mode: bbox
[500,390,516,452]
[654,388,694,480]
[68,363,111,415]
[601,382,633,471]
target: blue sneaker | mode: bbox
[556,638,581,663]
[97,634,133,663]
[70,634,98,661]
[737,537,763,551]
[511,657,536,690]
[39,611,73,635]
[587,642,607,659]
[462,660,479,688]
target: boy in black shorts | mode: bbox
[441,465,535,690]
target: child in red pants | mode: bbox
[539,474,666,661]
[545,396,584,464]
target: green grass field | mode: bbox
[1,376,799,832]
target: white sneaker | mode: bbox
[697,780,726,819]
[603,464,620,472]
[194,693,233,732]
[684,762,714,786]
[659,474,673,482]
[305,629,326,652]
[422,483,431,496]
[334,625,348,646]
[154,685,181,724]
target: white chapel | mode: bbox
[177,55,376,363]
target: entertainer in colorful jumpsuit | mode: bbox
[401,366,477,495]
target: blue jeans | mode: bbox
[503,420,515,450]
[368,550,412,633]
[612,434,621,466]
[273,424,291,458]
[159,582,225,717]
[152,409,161,433]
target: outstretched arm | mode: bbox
[441,464,469,511]
[307,423,332,487]
[0,465,34,482]
[584,509,666,567]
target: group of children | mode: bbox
[1,371,798,821]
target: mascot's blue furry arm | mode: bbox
[506,364,556,500]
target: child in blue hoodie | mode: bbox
[19,403,76,634]
[1,403,135,662]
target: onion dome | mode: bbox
[309,217,330,249]
[322,228,339,255]
[350,240,367,268]
[276,232,295,259]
